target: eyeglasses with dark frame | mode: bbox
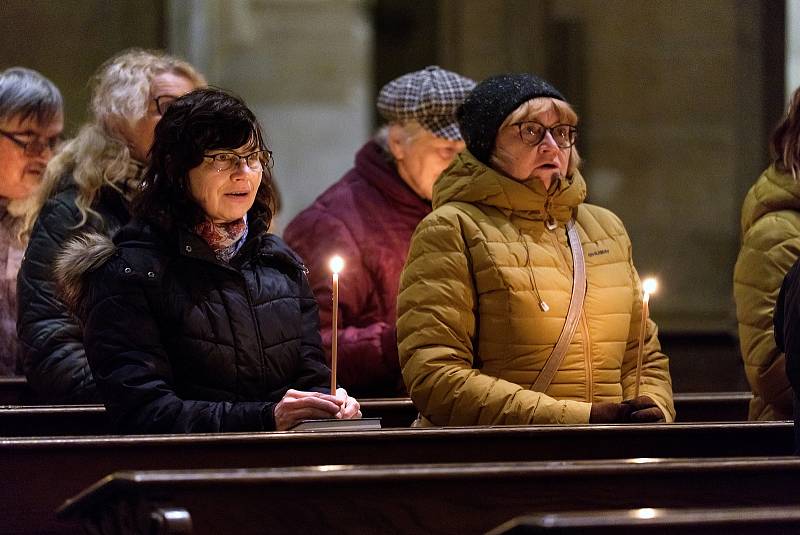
[203,149,273,172]
[153,95,180,115]
[510,121,577,149]
[0,129,61,156]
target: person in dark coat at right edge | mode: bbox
[774,258,800,453]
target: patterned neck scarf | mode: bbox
[195,216,249,262]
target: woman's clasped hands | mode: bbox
[274,388,361,431]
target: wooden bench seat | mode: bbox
[57,457,800,534]
[1,422,792,534]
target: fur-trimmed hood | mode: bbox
[55,217,307,320]
[54,232,117,318]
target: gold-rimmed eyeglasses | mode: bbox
[510,121,577,149]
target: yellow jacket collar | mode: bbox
[433,150,587,224]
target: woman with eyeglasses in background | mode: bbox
[54,88,360,433]
[397,74,674,426]
[17,49,204,403]
[0,67,63,376]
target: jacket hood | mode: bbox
[741,164,800,234]
[432,150,587,224]
[355,141,431,212]
[54,232,117,317]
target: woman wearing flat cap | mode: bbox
[56,88,360,433]
[397,73,674,425]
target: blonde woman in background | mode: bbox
[734,86,800,421]
[17,49,204,403]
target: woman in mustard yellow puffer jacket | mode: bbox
[397,74,674,426]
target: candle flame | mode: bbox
[329,255,345,274]
[642,277,658,296]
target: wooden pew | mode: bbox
[0,404,110,436]
[359,397,416,427]
[674,391,751,422]
[0,399,414,437]
[56,457,800,534]
[0,372,753,421]
[0,392,756,437]
[486,506,800,534]
[0,376,32,404]
[359,394,754,425]
[1,422,793,534]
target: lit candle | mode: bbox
[329,255,345,395]
[635,277,658,398]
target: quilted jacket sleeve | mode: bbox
[285,209,399,394]
[17,197,101,403]
[733,212,800,418]
[84,264,272,434]
[397,212,591,425]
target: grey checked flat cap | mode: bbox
[377,66,476,141]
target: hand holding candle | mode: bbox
[329,255,345,395]
[635,277,658,398]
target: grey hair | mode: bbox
[0,67,63,125]
[373,125,391,153]
[372,121,426,162]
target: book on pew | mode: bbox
[288,417,382,432]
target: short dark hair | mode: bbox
[134,87,275,231]
[0,67,63,125]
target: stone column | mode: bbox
[168,0,373,233]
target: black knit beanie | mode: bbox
[457,73,566,165]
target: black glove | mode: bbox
[622,395,665,422]
[589,401,634,423]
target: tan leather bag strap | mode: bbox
[532,219,587,393]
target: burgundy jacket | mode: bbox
[284,141,431,397]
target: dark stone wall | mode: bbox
[0,0,164,135]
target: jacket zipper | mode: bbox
[178,239,305,396]
[245,253,307,393]
[240,271,267,393]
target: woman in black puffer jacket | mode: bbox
[55,88,360,433]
